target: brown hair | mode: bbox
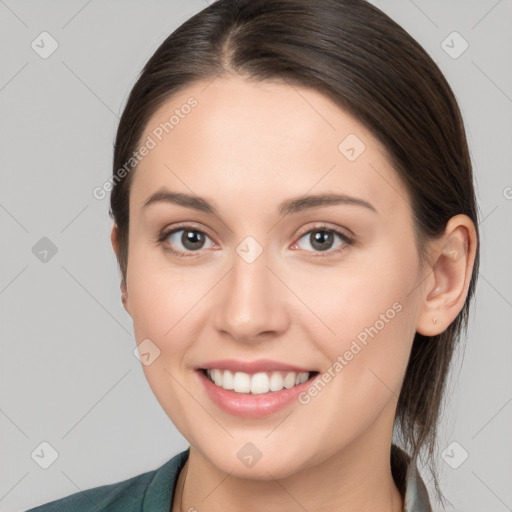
[110,0,480,504]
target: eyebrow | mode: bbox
[142,188,377,216]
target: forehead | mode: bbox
[131,75,410,218]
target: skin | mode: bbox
[111,74,477,512]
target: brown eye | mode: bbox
[159,227,215,256]
[308,230,336,251]
[292,226,353,257]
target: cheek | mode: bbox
[126,237,208,338]
[292,241,420,400]
[125,248,208,431]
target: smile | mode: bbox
[203,368,317,394]
[197,367,320,418]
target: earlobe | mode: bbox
[120,279,131,316]
[416,214,477,336]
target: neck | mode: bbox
[173,436,404,512]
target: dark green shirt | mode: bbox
[26,444,432,511]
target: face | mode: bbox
[120,75,428,478]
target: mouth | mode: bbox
[199,368,320,395]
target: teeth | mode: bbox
[205,369,311,394]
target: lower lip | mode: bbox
[197,369,317,418]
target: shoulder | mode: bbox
[25,448,190,512]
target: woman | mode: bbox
[27,0,479,510]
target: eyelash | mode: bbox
[156,223,355,259]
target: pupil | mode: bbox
[311,230,333,251]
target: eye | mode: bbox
[156,223,354,258]
[291,225,353,257]
[157,225,216,257]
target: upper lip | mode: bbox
[198,359,316,374]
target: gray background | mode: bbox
[0,1,511,511]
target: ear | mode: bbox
[110,224,131,316]
[416,214,478,336]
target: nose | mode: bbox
[213,247,290,343]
